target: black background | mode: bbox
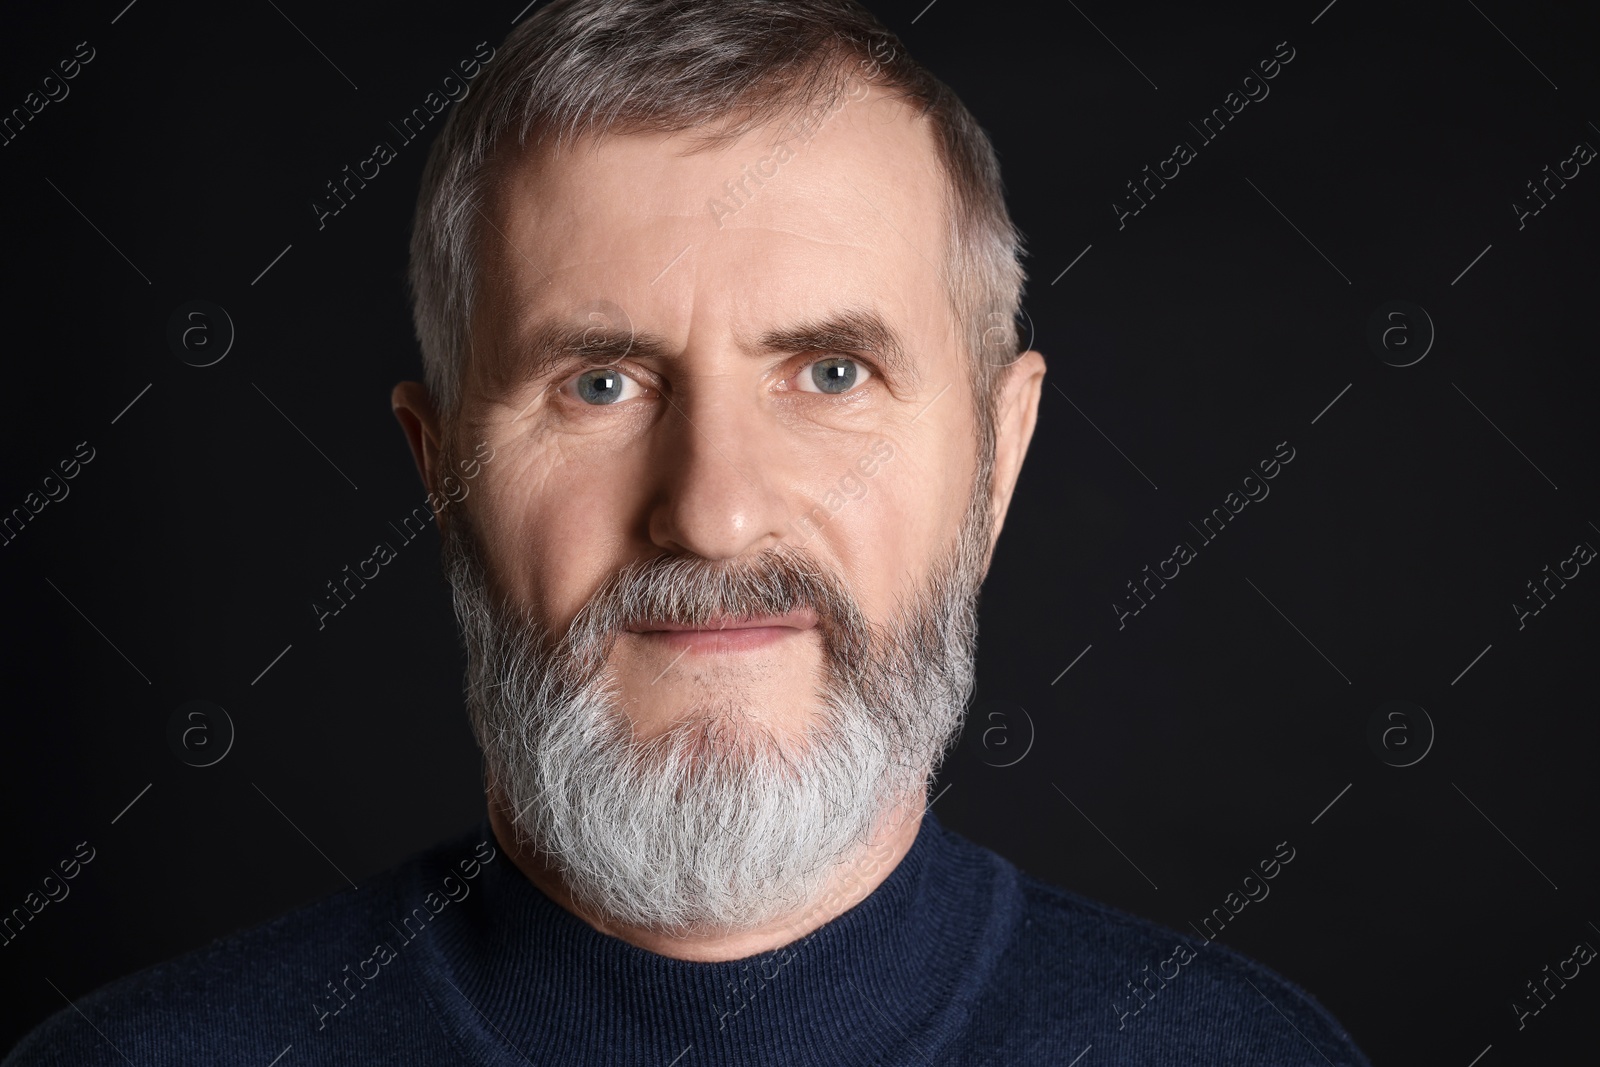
[2,0,1596,1063]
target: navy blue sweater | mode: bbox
[6,814,1370,1065]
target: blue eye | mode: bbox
[569,366,640,405]
[802,357,869,395]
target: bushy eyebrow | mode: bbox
[757,308,920,391]
[509,306,919,390]
[513,319,671,385]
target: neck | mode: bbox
[486,790,926,961]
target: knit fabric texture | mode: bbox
[5,813,1371,1065]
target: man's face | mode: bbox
[395,83,1043,930]
[460,91,984,746]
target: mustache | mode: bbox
[442,513,876,675]
[562,544,875,674]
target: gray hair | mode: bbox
[408,0,1026,475]
[442,467,985,930]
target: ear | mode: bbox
[986,349,1046,551]
[391,381,447,523]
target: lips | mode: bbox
[624,608,819,653]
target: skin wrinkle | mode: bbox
[391,82,1045,960]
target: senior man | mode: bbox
[7,1,1370,1064]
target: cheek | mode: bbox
[818,433,970,615]
[471,444,635,632]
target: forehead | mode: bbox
[474,90,957,360]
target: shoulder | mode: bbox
[2,831,494,1066]
[939,826,1371,1066]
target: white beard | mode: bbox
[442,497,987,933]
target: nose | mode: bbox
[646,388,791,561]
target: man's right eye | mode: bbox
[565,366,643,406]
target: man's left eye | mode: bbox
[795,357,872,395]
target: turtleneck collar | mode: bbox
[403,811,1020,1066]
